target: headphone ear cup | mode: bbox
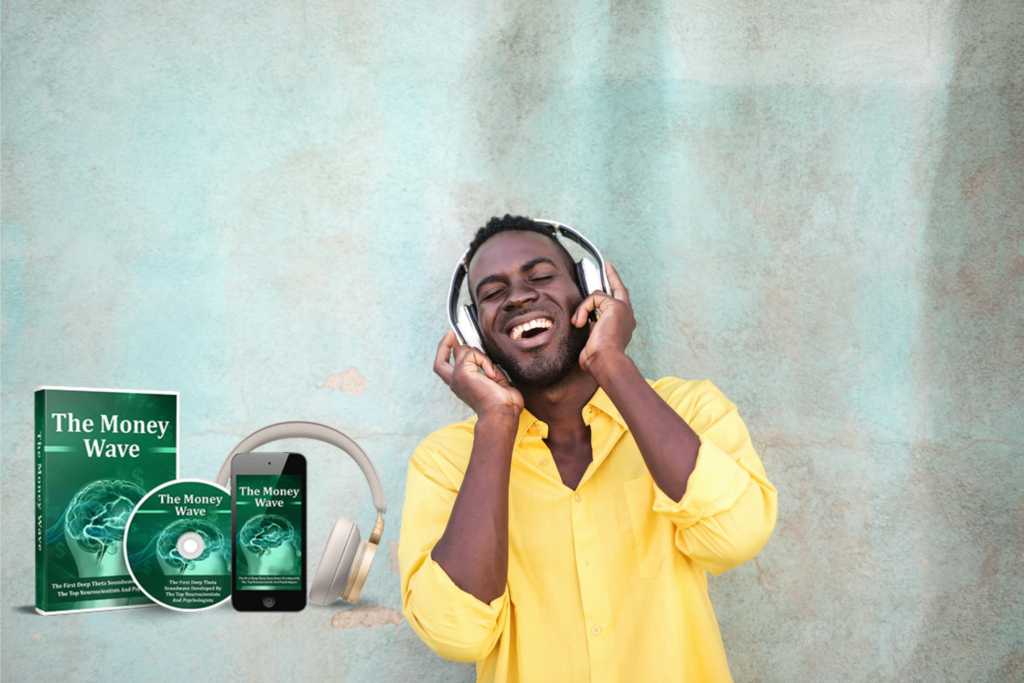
[309,518,360,606]
[341,538,378,604]
[578,258,604,296]
[458,304,484,349]
[574,261,589,300]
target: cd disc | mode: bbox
[124,479,232,611]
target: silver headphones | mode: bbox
[446,219,608,349]
[215,421,386,606]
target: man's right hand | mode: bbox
[434,329,524,421]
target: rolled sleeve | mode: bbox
[652,381,778,575]
[404,554,510,663]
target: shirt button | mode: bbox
[574,493,582,502]
[538,459,548,466]
[592,626,601,635]
[529,424,541,435]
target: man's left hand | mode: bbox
[571,261,636,375]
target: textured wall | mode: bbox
[2,1,1022,681]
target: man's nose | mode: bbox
[504,280,538,309]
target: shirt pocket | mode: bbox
[623,474,678,579]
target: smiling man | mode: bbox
[399,216,777,683]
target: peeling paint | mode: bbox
[318,367,367,397]
[330,605,403,629]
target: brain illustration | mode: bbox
[64,480,147,561]
[238,514,296,558]
[156,518,228,574]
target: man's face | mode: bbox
[467,231,590,388]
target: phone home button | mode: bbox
[262,596,276,608]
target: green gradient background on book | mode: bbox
[235,474,303,591]
[35,389,178,612]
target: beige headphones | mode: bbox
[215,421,386,606]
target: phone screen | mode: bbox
[231,453,306,611]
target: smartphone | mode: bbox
[231,452,306,611]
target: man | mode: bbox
[399,216,777,682]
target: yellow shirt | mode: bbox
[399,378,777,683]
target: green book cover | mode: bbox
[34,387,179,614]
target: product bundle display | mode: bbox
[124,479,232,611]
[34,387,387,615]
[34,387,179,614]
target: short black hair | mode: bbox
[465,214,576,284]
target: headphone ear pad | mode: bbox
[458,304,484,349]
[577,258,604,296]
[309,518,360,606]
[574,261,588,299]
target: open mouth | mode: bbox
[509,317,553,341]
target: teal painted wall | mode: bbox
[2,1,1021,680]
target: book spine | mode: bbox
[34,390,45,612]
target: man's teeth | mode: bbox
[510,319,553,340]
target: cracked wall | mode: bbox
[2,1,1022,681]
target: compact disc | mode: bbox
[124,479,232,611]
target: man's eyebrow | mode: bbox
[473,257,560,299]
[519,257,558,273]
[474,273,504,300]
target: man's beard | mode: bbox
[484,322,590,389]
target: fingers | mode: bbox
[605,262,631,306]
[433,329,459,384]
[453,342,496,379]
[434,328,521,412]
[477,352,499,381]
[571,291,611,327]
[489,365,514,388]
[571,263,632,326]
[435,329,499,387]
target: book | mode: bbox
[34,386,179,614]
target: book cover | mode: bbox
[35,387,179,614]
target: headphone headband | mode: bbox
[446,219,606,346]
[215,421,386,514]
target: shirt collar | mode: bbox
[514,408,545,447]
[584,386,628,429]
[514,386,628,448]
